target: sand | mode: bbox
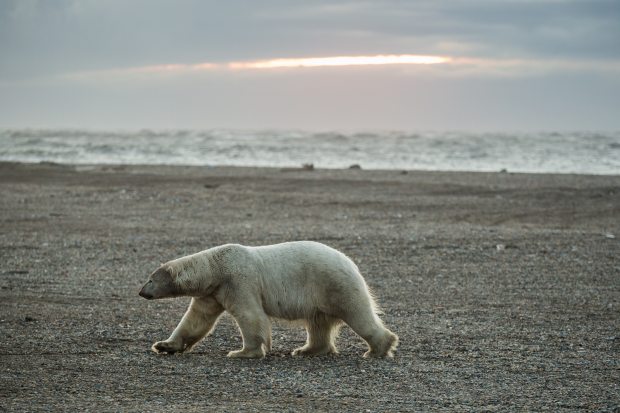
[1,161,618,412]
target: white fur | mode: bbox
[149,241,398,358]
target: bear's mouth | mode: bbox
[138,288,154,299]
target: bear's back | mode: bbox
[246,241,366,319]
[251,241,357,276]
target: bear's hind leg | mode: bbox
[292,314,341,356]
[342,306,398,358]
[228,311,272,359]
[363,329,398,358]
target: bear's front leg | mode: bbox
[227,311,271,359]
[152,297,224,354]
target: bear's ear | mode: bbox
[153,266,172,280]
[160,266,176,280]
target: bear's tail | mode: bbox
[366,285,385,315]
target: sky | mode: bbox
[0,0,619,131]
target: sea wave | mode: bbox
[0,129,618,174]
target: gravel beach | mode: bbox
[1,161,618,412]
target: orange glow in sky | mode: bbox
[66,54,452,80]
[229,54,450,69]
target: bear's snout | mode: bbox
[138,284,154,299]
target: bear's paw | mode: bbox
[152,340,184,354]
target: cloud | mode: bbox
[1,0,619,82]
[1,0,619,130]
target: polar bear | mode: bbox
[139,241,398,358]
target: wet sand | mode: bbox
[1,161,618,411]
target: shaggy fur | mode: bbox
[139,241,398,358]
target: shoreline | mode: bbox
[1,161,618,411]
[3,159,619,177]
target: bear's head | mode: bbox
[139,267,182,300]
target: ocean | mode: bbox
[0,129,618,175]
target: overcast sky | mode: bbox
[1,0,619,131]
